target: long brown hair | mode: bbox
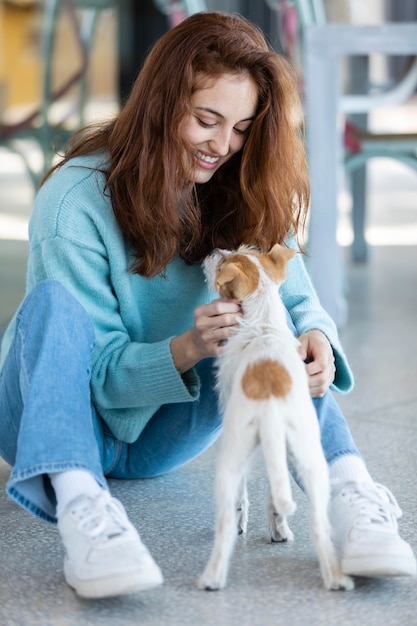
[44,12,310,277]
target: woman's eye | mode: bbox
[233,126,251,136]
[197,117,216,129]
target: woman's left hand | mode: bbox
[298,330,335,398]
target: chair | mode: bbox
[268,0,417,262]
[0,0,114,189]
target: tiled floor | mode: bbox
[0,126,416,624]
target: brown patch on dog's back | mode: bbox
[241,359,292,400]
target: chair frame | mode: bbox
[269,0,417,263]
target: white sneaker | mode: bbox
[329,481,417,578]
[58,493,163,598]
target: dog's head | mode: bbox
[203,244,296,300]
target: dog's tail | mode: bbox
[259,403,296,517]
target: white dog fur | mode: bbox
[198,244,354,592]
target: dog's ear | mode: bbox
[261,244,296,284]
[216,262,256,300]
[269,243,296,263]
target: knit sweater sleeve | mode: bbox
[31,236,200,404]
[280,245,354,394]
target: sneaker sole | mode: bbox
[64,561,164,599]
[342,555,417,579]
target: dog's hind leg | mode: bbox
[303,460,354,591]
[198,464,248,590]
[288,409,354,591]
[198,416,258,591]
[260,406,296,542]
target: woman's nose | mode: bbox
[209,128,232,156]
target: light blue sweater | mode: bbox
[0,154,353,443]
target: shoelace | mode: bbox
[341,482,403,529]
[73,496,129,543]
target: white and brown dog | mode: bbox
[199,244,353,592]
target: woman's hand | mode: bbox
[170,298,241,373]
[298,330,336,398]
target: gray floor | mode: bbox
[0,146,417,625]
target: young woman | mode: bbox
[0,12,414,599]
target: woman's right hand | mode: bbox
[170,298,241,373]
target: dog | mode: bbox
[198,243,354,592]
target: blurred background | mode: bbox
[0,0,416,330]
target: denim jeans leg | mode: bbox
[107,358,222,479]
[312,392,361,464]
[0,280,107,523]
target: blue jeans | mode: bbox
[0,280,360,524]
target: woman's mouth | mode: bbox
[195,150,220,169]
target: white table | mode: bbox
[303,22,417,327]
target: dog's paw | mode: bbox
[269,514,294,543]
[197,574,225,592]
[326,573,355,592]
[338,574,355,591]
[270,526,294,543]
[237,512,248,535]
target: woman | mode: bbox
[0,12,414,599]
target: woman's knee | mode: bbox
[17,280,95,352]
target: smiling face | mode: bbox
[182,73,258,184]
